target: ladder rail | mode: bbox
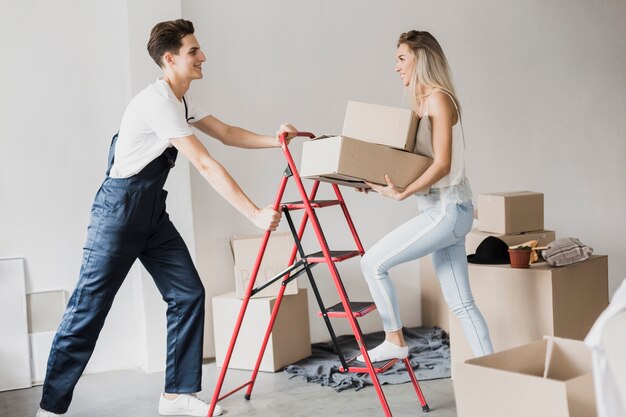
[209,173,290,412]
[244,178,324,397]
[277,133,394,416]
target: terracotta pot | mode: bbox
[508,248,531,268]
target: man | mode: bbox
[37,19,296,417]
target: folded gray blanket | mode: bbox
[284,326,450,391]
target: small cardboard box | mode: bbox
[231,232,298,299]
[420,228,556,331]
[342,101,418,151]
[454,336,597,417]
[212,289,311,372]
[478,191,544,234]
[300,136,432,190]
[450,256,608,372]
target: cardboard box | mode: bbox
[478,191,544,234]
[212,289,311,372]
[231,232,298,299]
[454,337,596,417]
[420,228,556,331]
[300,136,432,190]
[450,256,608,372]
[341,101,418,151]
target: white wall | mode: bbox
[0,0,140,374]
[183,0,626,347]
[0,0,189,375]
[1,0,624,375]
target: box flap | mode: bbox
[466,339,547,377]
[309,173,371,188]
[312,134,340,141]
[486,191,542,198]
[544,336,593,381]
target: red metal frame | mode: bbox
[208,132,428,417]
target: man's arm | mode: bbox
[191,115,295,148]
[170,133,280,230]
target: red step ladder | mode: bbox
[208,132,429,417]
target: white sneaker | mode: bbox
[356,340,409,363]
[36,409,61,417]
[158,393,223,416]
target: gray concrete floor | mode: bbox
[0,360,457,417]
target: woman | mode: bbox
[357,31,493,363]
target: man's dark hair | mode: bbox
[147,19,195,68]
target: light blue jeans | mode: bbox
[361,201,494,357]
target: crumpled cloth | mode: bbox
[284,326,450,391]
[542,237,593,266]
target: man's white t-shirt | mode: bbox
[109,79,210,179]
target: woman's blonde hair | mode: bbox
[397,31,460,114]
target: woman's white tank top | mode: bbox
[412,90,473,208]
[413,90,465,188]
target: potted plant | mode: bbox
[508,245,532,268]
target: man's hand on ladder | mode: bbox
[252,205,282,231]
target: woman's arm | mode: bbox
[170,133,280,230]
[367,91,458,201]
[191,115,296,148]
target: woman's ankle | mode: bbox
[385,330,406,347]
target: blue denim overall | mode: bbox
[40,136,205,414]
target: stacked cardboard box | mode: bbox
[477,191,544,234]
[230,232,298,299]
[212,289,311,372]
[212,233,309,372]
[300,101,432,190]
[422,191,555,331]
[447,191,609,379]
[421,227,556,331]
[450,255,608,371]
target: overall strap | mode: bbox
[105,133,119,176]
[182,96,195,123]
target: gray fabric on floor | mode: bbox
[284,326,450,391]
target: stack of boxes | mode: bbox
[212,232,311,372]
[420,191,608,415]
[449,191,608,373]
[420,193,557,331]
[299,101,432,189]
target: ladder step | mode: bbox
[282,200,341,210]
[340,357,398,373]
[306,250,360,263]
[319,301,377,318]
